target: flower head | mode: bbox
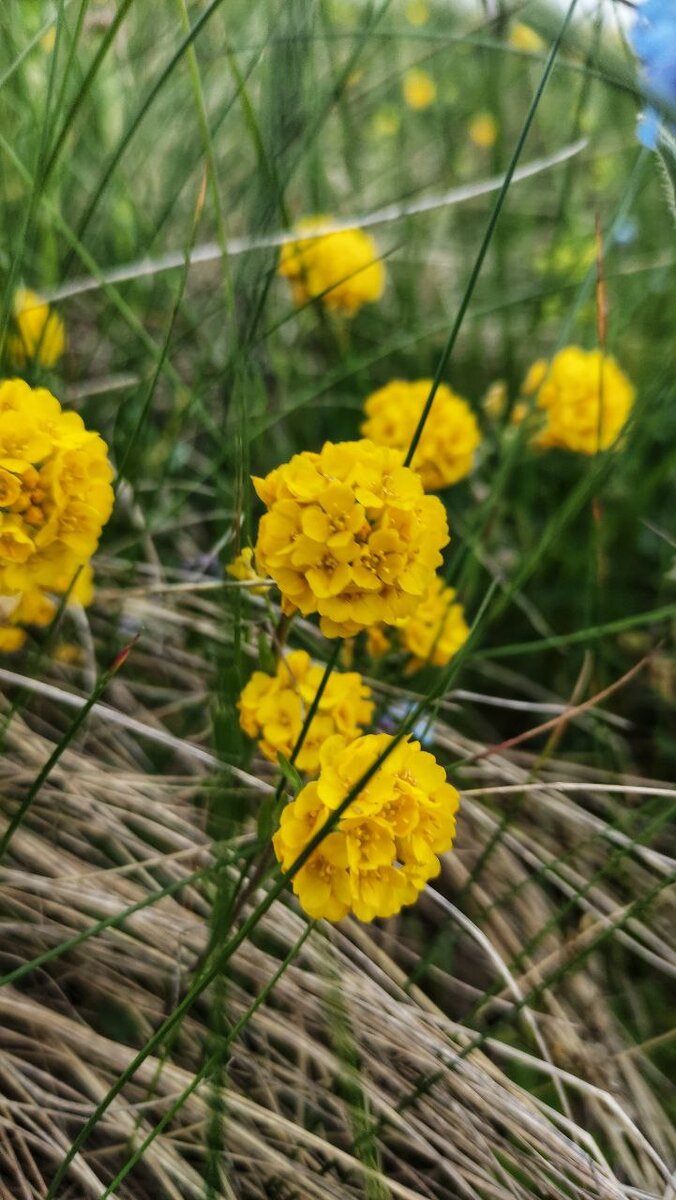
[469,112,498,149]
[0,379,113,620]
[509,23,544,53]
[278,218,385,316]
[522,346,635,455]
[253,439,449,637]
[238,649,373,774]
[630,0,676,149]
[7,289,65,369]
[403,68,437,111]
[272,732,460,922]
[361,379,481,491]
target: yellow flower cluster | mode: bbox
[403,69,437,111]
[523,346,635,454]
[253,439,449,638]
[361,379,481,491]
[238,649,374,774]
[273,732,459,922]
[7,289,65,369]
[278,218,385,316]
[0,379,113,630]
[366,576,469,670]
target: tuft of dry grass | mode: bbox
[0,576,674,1199]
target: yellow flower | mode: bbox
[226,546,269,595]
[253,439,449,638]
[361,379,481,491]
[398,575,469,669]
[238,649,374,774]
[0,625,26,653]
[40,26,57,54]
[469,112,498,149]
[272,732,460,923]
[405,0,429,26]
[53,641,85,665]
[403,68,437,111]
[482,380,508,420]
[7,289,65,369]
[523,346,635,454]
[0,379,112,605]
[0,583,59,653]
[509,23,544,53]
[366,625,391,658]
[13,589,56,627]
[279,218,385,317]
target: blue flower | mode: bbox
[630,0,676,149]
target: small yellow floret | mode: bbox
[238,649,373,774]
[361,379,481,491]
[523,346,635,454]
[253,439,449,638]
[7,289,65,369]
[509,23,544,53]
[469,112,498,149]
[226,546,269,596]
[279,218,385,317]
[403,68,437,111]
[273,731,460,922]
[405,0,430,26]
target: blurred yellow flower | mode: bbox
[53,641,85,666]
[482,380,508,420]
[361,379,481,491]
[367,576,469,670]
[0,625,26,652]
[372,107,401,138]
[405,0,430,26]
[469,112,498,149]
[7,289,65,369]
[238,649,373,774]
[523,347,635,454]
[273,731,460,922]
[226,546,269,595]
[40,27,57,54]
[399,575,469,669]
[253,439,449,638]
[509,23,544,53]
[403,68,437,111]
[279,218,385,317]
[366,624,391,658]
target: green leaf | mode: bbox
[277,752,303,796]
